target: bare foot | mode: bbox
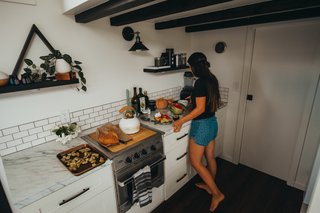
[195,182,212,194]
[210,193,225,212]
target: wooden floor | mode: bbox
[152,158,304,213]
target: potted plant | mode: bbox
[52,122,81,144]
[22,50,87,91]
[39,50,87,91]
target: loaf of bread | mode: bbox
[96,123,120,146]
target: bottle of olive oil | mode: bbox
[138,87,146,112]
[131,87,140,114]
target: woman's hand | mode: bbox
[173,119,183,132]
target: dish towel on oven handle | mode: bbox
[132,165,152,207]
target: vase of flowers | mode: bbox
[52,122,81,144]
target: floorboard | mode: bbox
[152,158,304,213]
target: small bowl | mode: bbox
[0,78,9,87]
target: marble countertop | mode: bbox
[2,104,227,210]
[2,137,112,210]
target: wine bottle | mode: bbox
[138,87,146,112]
[144,90,149,109]
[131,87,140,114]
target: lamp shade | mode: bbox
[129,32,149,51]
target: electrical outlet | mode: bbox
[60,110,70,124]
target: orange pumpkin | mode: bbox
[156,98,168,109]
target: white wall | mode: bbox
[0,0,190,129]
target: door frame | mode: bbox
[232,19,320,189]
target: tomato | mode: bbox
[173,103,183,109]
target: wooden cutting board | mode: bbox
[89,126,157,153]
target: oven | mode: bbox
[82,129,165,213]
[112,133,165,213]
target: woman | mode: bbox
[173,52,224,212]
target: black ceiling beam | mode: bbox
[185,6,320,32]
[155,0,320,30]
[110,0,231,26]
[75,0,155,23]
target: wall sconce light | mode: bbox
[122,26,149,52]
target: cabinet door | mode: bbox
[165,140,188,176]
[68,187,117,213]
[164,124,190,153]
[165,162,189,199]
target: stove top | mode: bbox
[81,125,164,171]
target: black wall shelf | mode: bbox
[0,79,79,94]
[143,65,189,73]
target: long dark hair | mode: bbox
[187,52,221,112]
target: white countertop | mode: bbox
[2,104,226,210]
[2,137,112,210]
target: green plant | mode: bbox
[40,50,87,91]
[52,122,80,137]
[23,59,48,82]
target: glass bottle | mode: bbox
[131,87,140,114]
[138,87,146,112]
[144,90,149,109]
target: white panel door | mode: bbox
[240,21,320,181]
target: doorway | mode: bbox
[239,21,320,181]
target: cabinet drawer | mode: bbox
[21,165,114,213]
[164,125,190,153]
[165,163,189,200]
[165,142,188,176]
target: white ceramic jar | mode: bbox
[119,117,140,134]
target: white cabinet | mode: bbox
[20,165,117,213]
[61,0,106,15]
[163,124,191,200]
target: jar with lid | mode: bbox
[181,53,187,66]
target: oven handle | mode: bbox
[117,154,166,187]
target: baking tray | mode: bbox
[57,144,107,176]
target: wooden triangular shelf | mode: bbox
[12,24,55,76]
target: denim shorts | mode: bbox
[189,116,218,146]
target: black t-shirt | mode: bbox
[191,78,215,120]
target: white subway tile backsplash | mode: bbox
[102,104,111,110]
[89,112,98,118]
[45,135,57,142]
[79,114,89,121]
[7,139,23,148]
[34,119,49,127]
[81,124,91,130]
[0,86,223,156]
[23,135,38,143]
[29,127,43,135]
[72,111,83,118]
[43,123,55,131]
[17,142,32,151]
[85,118,95,124]
[0,147,16,156]
[48,116,60,124]
[13,131,29,140]
[70,117,79,123]
[19,123,35,131]
[0,135,13,144]
[37,131,51,139]
[32,138,46,146]
[94,106,103,112]
[83,108,93,114]
[0,143,6,150]
[2,127,19,135]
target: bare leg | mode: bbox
[196,140,217,194]
[189,139,224,212]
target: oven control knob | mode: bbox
[141,149,147,155]
[125,157,132,163]
[134,153,140,159]
[151,145,157,151]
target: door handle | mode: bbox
[247,94,253,101]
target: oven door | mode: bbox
[115,153,165,213]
